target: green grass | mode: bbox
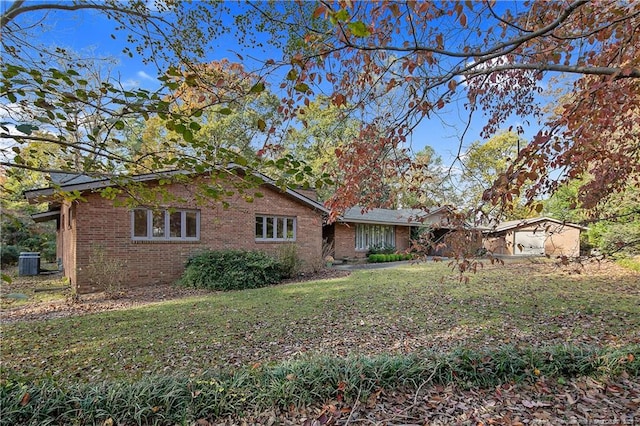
[1,261,639,384]
[0,265,68,309]
[617,255,640,272]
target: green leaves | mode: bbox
[15,124,38,135]
[327,9,369,37]
[294,83,309,93]
[249,82,265,93]
[329,9,350,25]
[286,69,298,81]
[347,21,370,37]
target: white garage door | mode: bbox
[514,231,546,255]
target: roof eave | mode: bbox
[23,167,330,213]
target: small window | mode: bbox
[255,216,264,239]
[152,210,165,238]
[133,210,147,237]
[185,211,198,238]
[68,204,74,229]
[255,215,296,241]
[132,209,200,241]
[169,211,182,238]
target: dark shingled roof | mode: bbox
[49,172,97,186]
[340,206,448,226]
[25,168,329,213]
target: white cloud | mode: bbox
[137,70,155,81]
[121,70,158,89]
[122,78,141,90]
[461,55,537,91]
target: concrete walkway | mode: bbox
[331,260,416,271]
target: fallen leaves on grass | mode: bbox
[211,376,640,425]
[2,261,638,384]
[1,269,351,324]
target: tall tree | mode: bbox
[120,60,281,173]
[3,0,640,224]
[461,131,534,220]
[282,96,358,200]
[264,1,640,217]
[1,2,321,202]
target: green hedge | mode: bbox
[2,345,638,425]
[179,250,283,291]
[368,253,412,263]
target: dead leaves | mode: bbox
[217,376,640,425]
[19,392,30,406]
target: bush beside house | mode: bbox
[179,250,284,291]
[368,253,412,263]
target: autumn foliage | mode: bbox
[274,1,640,215]
[2,1,639,227]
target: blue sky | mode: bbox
[1,1,540,166]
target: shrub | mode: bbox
[40,240,57,263]
[277,244,302,278]
[600,222,640,256]
[180,250,283,291]
[1,245,19,266]
[369,254,390,263]
[85,245,126,297]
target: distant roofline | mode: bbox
[484,216,588,233]
[338,206,451,226]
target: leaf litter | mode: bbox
[1,260,639,424]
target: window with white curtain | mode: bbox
[355,224,395,250]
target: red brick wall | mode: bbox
[483,235,509,255]
[395,226,411,252]
[545,224,581,257]
[333,223,412,259]
[71,182,324,293]
[334,223,356,259]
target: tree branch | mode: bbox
[0,133,136,165]
[1,1,164,30]
[463,63,640,79]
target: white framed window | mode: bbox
[132,209,200,241]
[355,224,395,251]
[255,215,296,241]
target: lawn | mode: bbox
[0,264,68,310]
[2,259,638,385]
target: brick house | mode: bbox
[25,167,467,293]
[25,170,328,294]
[482,217,587,257]
[325,206,451,259]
